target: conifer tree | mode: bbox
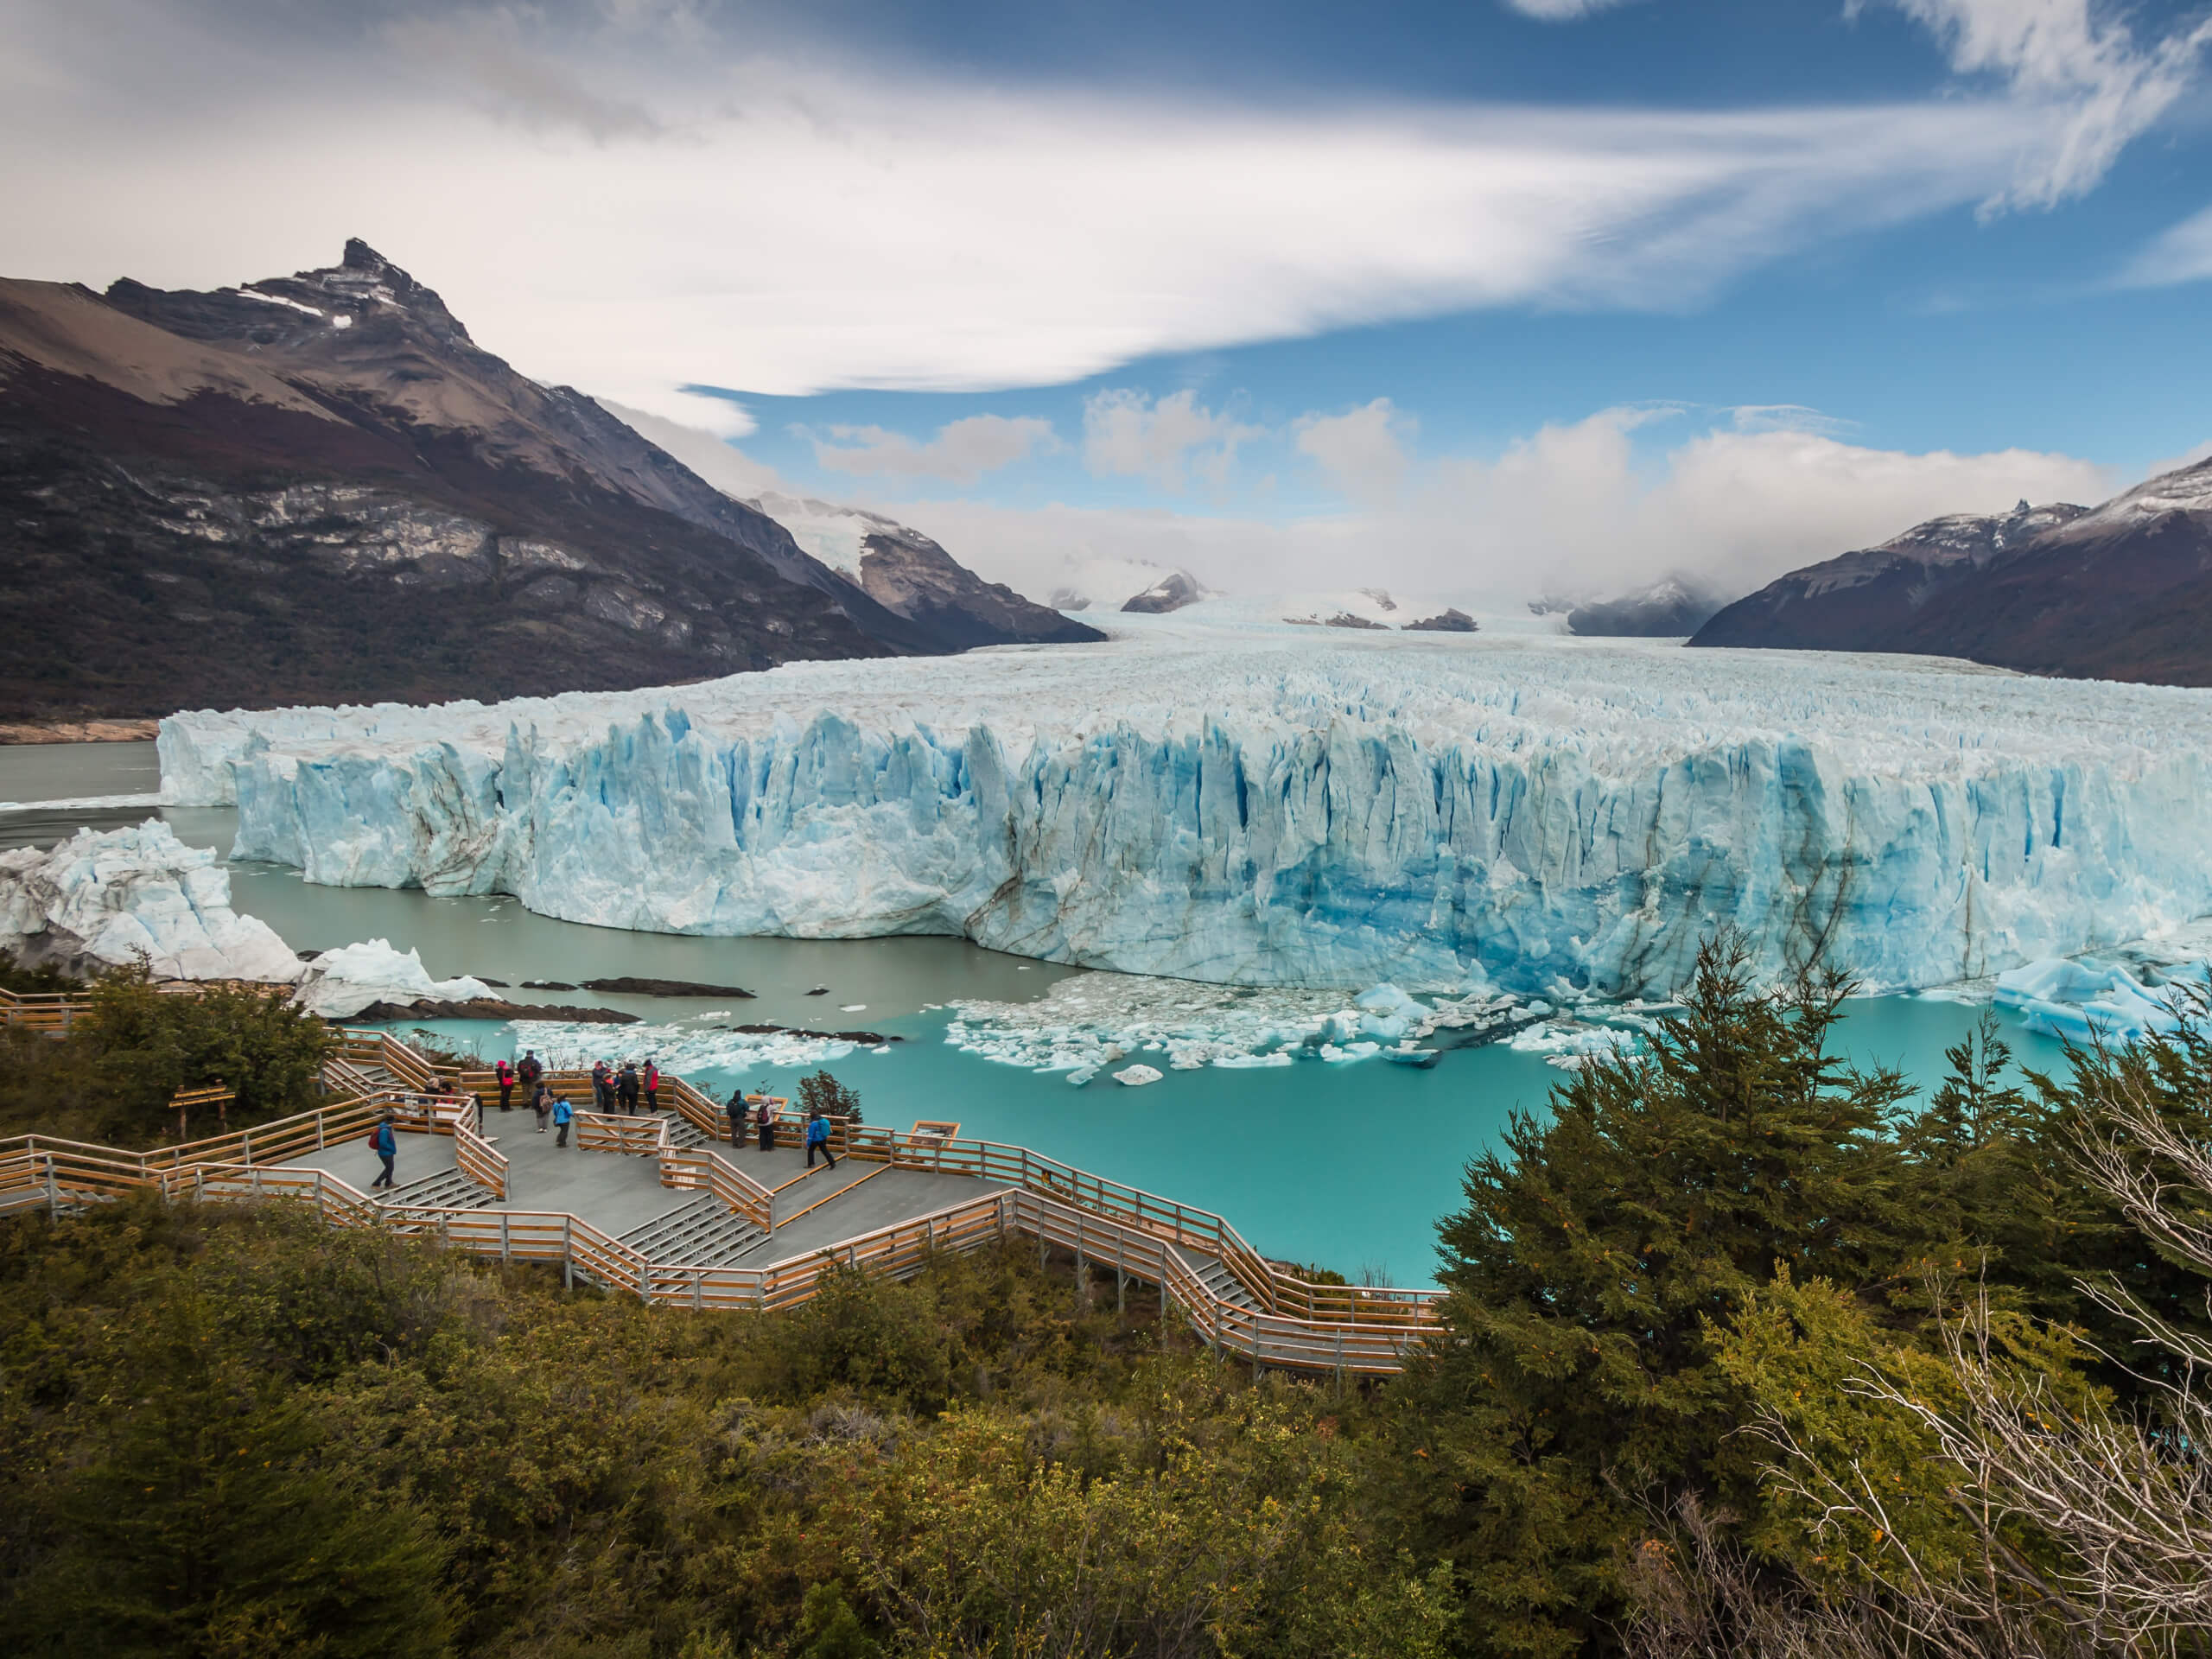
[1383,934,1930,1656]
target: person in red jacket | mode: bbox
[644,1059,661,1113]
[494,1058,515,1113]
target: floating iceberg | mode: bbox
[1992,957,2208,1045]
[496,1018,861,1075]
[0,820,301,982]
[296,939,493,1020]
[162,624,2212,998]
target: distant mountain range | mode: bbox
[1691,458,2212,684]
[0,240,1097,722]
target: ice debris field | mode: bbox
[160,613,2212,1001]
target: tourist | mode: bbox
[552,1092,574,1147]
[643,1058,660,1112]
[369,1110,397,1190]
[518,1050,543,1096]
[591,1058,613,1113]
[726,1087,747,1147]
[755,1096,777,1152]
[470,1090,488,1134]
[531,1084,553,1134]
[616,1062,640,1115]
[805,1109,838,1169]
[493,1057,515,1112]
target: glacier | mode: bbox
[0,820,300,982]
[160,610,2212,998]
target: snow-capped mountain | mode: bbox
[1276,588,1473,632]
[1561,575,1731,638]
[1691,471,2212,684]
[1043,558,1211,614]
[747,493,1099,648]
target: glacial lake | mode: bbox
[4,741,2078,1284]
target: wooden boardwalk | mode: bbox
[0,1029,1446,1377]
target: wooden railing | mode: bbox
[574,1111,667,1156]
[453,1115,508,1200]
[658,1144,774,1233]
[0,988,95,1033]
[335,1028,442,1092]
[830,1127,1441,1330]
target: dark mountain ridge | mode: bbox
[1690,464,2212,684]
[0,241,1095,722]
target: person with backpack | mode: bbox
[804,1110,837,1169]
[643,1058,661,1113]
[369,1110,398,1190]
[616,1062,641,1115]
[531,1083,553,1135]
[552,1092,575,1147]
[517,1051,542,1091]
[756,1096,777,1153]
[493,1058,515,1113]
[726,1087,747,1148]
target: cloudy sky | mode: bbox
[8,0,2212,605]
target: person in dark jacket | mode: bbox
[804,1111,837,1169]
[726,1088,747,1148]
[369,1111,398,1189]
[552,1094,575,1147]
[531,1084,553,1134]
[616,1063,641,1115]
[591,1059,613,1113]
[494,1058,516,1112]
[517,1051,543,1094]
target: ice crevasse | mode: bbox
[161,627,2212,998]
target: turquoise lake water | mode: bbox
[3,741,2082,1285]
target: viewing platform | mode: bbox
[1,1029,1445,1379]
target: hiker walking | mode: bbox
[805,1109,838,1170]
[531,1084,553,1135]
[616,1062,640,1116]
[369,1110,398,1190]
[494,1058,515,1113]
[643,1058,661,1113]
[553,1093,574,1147]
[726,1087,747,1148]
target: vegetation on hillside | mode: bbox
[3,933,2209,1655]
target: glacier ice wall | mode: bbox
[161,622,2212,996]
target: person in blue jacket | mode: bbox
[369,1110,398,1190]
[804,1110,837,1169]
[552,1093,575,1148]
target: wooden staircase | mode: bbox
[620,1193,770,1267]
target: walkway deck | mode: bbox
[2,1031,1445,1376]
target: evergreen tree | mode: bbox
[12,1292,450,1658]
[1382,935,1930,1656]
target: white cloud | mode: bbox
[1872,0,2212,208]
[0,3,2085,404]
[593,397,782,496]
[806,415,1057,484]
[1084,391,1265,491]
[1294,398,1419,504]
[2120,200,2212,287]
[863,409,2115,609]
[1501,0,1643,18]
